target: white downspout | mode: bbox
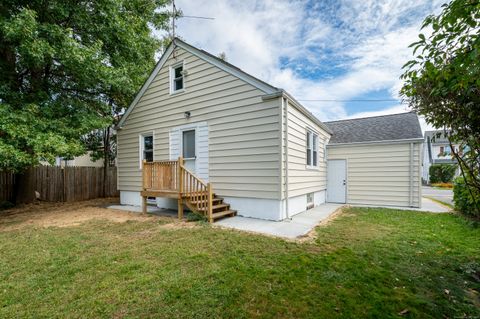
[284,97,290,220]
[409,142,413,207]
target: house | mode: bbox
[53,152,105,168]
[422,130,461,182]
[325,113,423,208]
[116,38,423,222]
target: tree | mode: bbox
[400,0,480,214]
[0,0,171,174]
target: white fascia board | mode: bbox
[117,44,175,129]
[327,138,425,147]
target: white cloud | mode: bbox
[173,0,444,126]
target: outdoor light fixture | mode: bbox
[184,111,191,119]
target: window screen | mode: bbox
[143,135,153,162]
[306,131,312,166]
[182,130,195,158]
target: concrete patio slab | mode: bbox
[107,204,178,217]
[215,203,343,239]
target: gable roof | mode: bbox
[117,38,279,128]
[325,112,423,144]
[116,38,333,134]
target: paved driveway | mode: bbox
[423,186,453,206]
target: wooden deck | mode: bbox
[142,157,236,222]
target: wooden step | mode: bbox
[211,210,237,220]
[197,203,229,212]
[190,198,223,205]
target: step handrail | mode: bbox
[177,157,213,222]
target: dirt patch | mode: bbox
[0,198,165,231]
[296,206,346,243]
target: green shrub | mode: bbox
[429,164,457,183]
[453,177,480,217]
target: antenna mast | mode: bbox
[171,0,177,58]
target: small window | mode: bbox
[307,192,314,209]
[171,63,184,93]
[182,130,195,159]
[306,130,318,167]
[142,135,153,162]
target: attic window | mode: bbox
[170,62,184,93]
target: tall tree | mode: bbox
[0,0,171,174]
[400,0,480,213]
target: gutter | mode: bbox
[327,138,424,147]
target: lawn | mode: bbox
[0,201,479,318]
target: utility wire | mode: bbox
[182,15,215,20]
[296,99,401,102]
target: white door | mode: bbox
[170,122,209,182]
[182,129,196,172]
[327,159,347,203]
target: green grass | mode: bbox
[0,207,479,318]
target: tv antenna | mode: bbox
[171,0,215,57]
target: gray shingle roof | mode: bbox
[325,112,423,144]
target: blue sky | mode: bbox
[174,0,444,125]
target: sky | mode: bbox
[172,0,445,129]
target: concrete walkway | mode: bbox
[352,197,451,213]
[422,186,454,206]
[215,203,343,239]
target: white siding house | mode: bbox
[116,38,423,221]
[116,39,331,221]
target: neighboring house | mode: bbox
[116,38,423,221]
[325,113,423,208]
[40,151,104,167]
[54,152,104,168]
[422,130,461,182]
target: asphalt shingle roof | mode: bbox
[325,112,423,144]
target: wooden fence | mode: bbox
[0,166,118,204]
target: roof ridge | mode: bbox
[324,111,415,124]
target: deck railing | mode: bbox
[142,157,213,222]
[142,160,179,191]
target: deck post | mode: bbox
[142,160,147,214]
[178,157,184,220]
[207,183,213,223]
[142,195,147,214]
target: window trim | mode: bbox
[181,129,196,160]
[169,61,185,94]
[139,132,154,169]
[306,129,319,169]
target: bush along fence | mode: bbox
[0,166,118,204]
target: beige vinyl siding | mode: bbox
[281,101,330,199]
[327,142,422,207]
[117,47,281,199]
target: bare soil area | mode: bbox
[0,198,170,231]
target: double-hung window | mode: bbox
[170,62,184,93]
[306,130,318,167]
